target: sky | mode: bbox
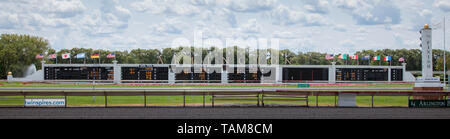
[1,0,450,54]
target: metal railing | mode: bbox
[0,89,448,107]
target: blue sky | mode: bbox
[1,0,450,54]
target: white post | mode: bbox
[113,60,121,84]
[329,62,336,84]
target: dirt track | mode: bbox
[0,107,449,119]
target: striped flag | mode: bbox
[48,54,57,59]
[107,53,116,59]
[75,53,85,59]
[91,54,99,59]
[338,54,347,59]
[384,56,391,61]
[372,56,380,61]
[399,57,405,62]
[325,54,334,60]
[350,54,358,60]
[62,53,71,59]
[35,54,44,59]
[361,56,370,60]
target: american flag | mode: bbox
[107,53,115,58]
[399,57,405,62]
[48,54,57,59]
[361,56,370,60]
[35,54,44,59]
[325,54,334,60]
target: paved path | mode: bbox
[0,107,449,119]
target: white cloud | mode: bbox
[270,5,329,26]
[77,0,131,36]
[240,19,261,33]
[303,0,330,14]
[334,0,400,25]
[434,0,450,12]
[130,0,200,16]
[221,0,278,12]
[150,18,184,35]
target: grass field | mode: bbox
[0,81,428,107]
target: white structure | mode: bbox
[414,24,442,88]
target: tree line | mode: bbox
[1,33,450,79]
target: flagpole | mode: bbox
[443,16,446,88]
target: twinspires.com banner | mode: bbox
[25,99,65,107]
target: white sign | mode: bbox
[25,98,65,107]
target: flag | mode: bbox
[433,22,442,30]
[35,54,44,59]
[91,54,99,59]
[373,56,380,61]
[384,56,391,61]
[350,54,358,59]
[338,54,347,59]
[399,57,405,62]
[75,53,85,59]
[361,56,370,60]
[325,54,334,60]
[107,53,116,59]
[62,53,71,59]
[48,54,57,59]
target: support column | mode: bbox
[328,62,336,84]
[402,63,407,82]
[40,60,45,81]
[169,69,175,84]
[113,60,121,84]
[221,68,228,84]
[388,67,391,82]
[276,66,282,83]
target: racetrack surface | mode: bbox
[0,107,449,119]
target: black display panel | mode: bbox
[44,67,113,80]
[175,67,221,83]
[336,68,389,81]
[121,66,169,80]
[227,67,262,83]
[282,68,328,82]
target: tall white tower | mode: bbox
[414,24,442,90]
[420,24,433,79]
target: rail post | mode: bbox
[257,90,260,107]
[64,92,67,108]
[183,91,186,107]
[144,92,147,107]
[23,91,26,108]
[334,92,337,107]
[203,92,205,108]
[316,93,319,107]
[212,92,214,107]
[104,91,107,108]
[371,95,374,108]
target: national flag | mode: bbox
[384,56,391,61]
[350,54,358,60]
[325,54,334,60]
[361,56,370,60]
[48,54,57,59]
[399,57,405,62]
[35,54,44,59]
[107,53,116,58]
[91,54,99,59]
[372,56,380,61]
[62,53,71,59]
[75,53,85,59]
[338,54,347,59]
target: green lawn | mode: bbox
[0,81,421,107]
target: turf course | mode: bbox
[0,81,427,107]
